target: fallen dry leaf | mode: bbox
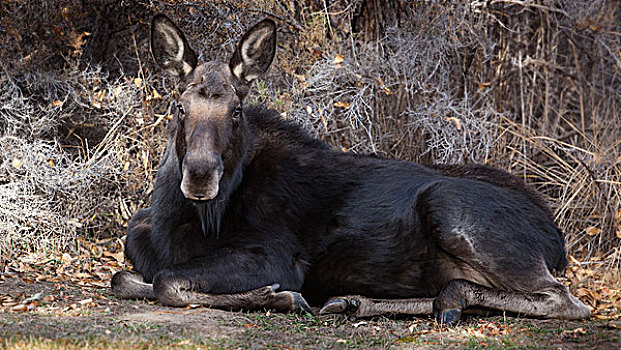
[11,304,28,312]
[447,117,462,131]
[94,89,106,101]
[103,250,124,263]
[562,327,587,336]
[66,30,90,56]
[151,88,162,100]
[585,226,602,236]
[333,101,350,108]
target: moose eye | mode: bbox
[232,106,242,121]
[177,103,185,115]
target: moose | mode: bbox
[111,15,590,325]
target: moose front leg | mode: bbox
[112,270,311,313]
[152,268,311,313]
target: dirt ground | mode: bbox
[1,276,620,350]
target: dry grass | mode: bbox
[0,0,619,282]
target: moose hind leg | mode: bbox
[320,295,434,318]
[433,279,591,325]
[152,270,311,314]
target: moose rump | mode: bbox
[111,15,590,324]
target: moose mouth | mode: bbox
[180,171,222,202]
[184,190,218,202]
[181,188,219,202]
[190,198,212,204]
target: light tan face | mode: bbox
[176,63,244,201]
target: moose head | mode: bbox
[151,15,276,202]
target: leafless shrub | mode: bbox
[0,66,159,260]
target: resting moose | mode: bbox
[111,15,590,324]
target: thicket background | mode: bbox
[0,0,619,283]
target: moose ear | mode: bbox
[229,19,276,84]
[151,15,197,78]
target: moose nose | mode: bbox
[180,151,223,201]
[183,151,223,177]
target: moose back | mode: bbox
[111,15,590,324]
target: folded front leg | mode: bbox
[112,270,311,313]
[153,269,311,313]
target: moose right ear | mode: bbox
[151,15,197,78]
[229,19,276,84]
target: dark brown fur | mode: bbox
[111,15,590,324]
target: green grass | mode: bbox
[1,335,213,350]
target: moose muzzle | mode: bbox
[180,151,223,201]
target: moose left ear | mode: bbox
[151,15,197,78]
[229,19,276,84]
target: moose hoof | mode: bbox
[319,297,360,315]
[272,290,312,315]
[267,283,280,292]
[290,291,313,315]
[435,309,462,326]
